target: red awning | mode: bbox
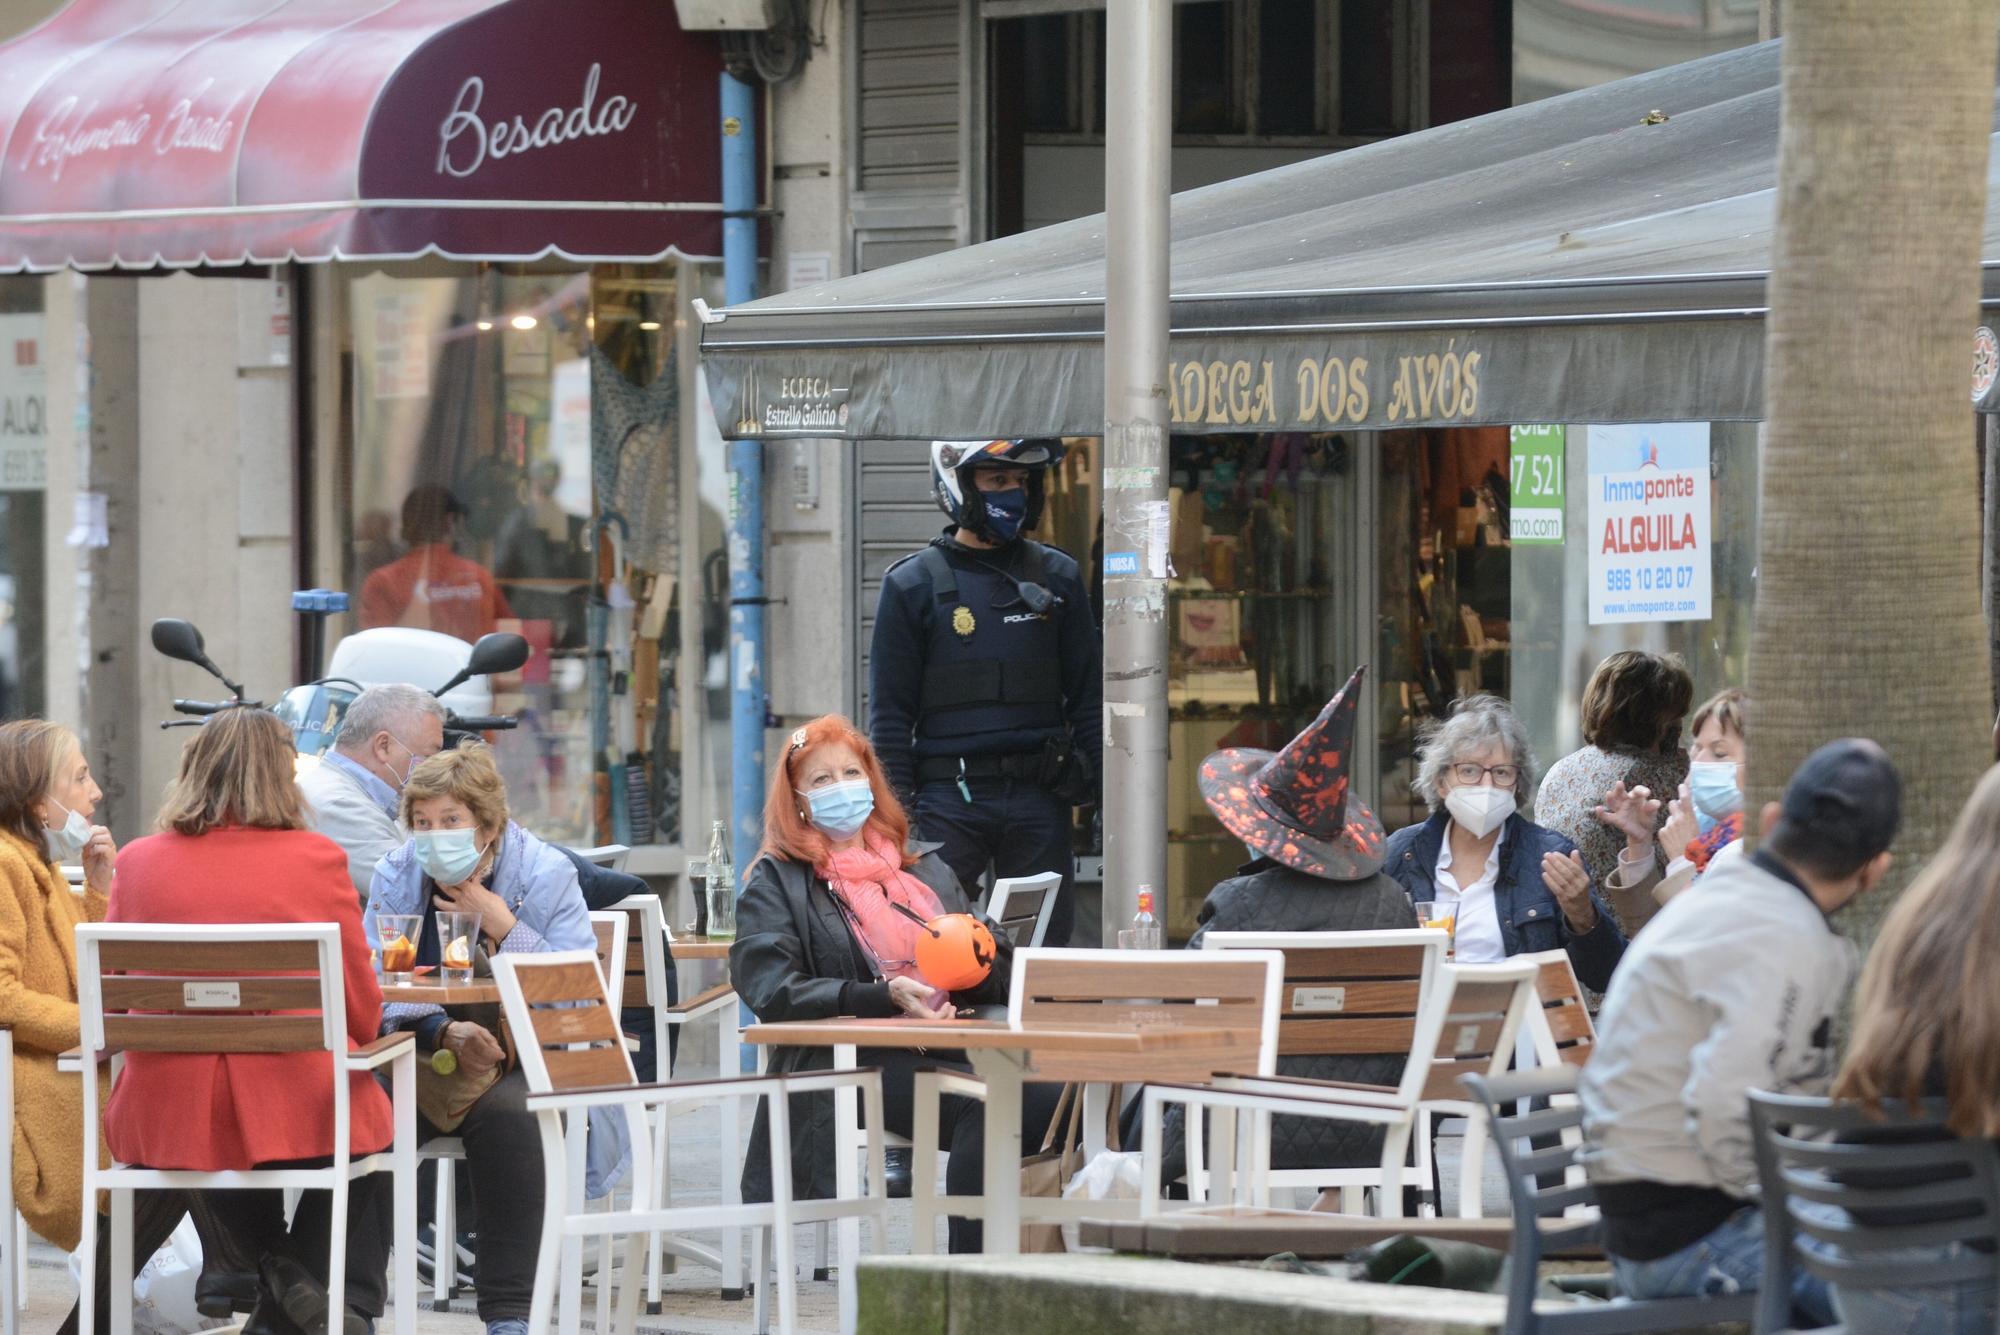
[0,0,725,271]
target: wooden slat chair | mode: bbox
[1196,929,1448,1212]
[74,924,418,1335]
[1139,959,1541,1221]
[431,912,631,1314]
[496,950,888,1335]
[604,893,746,1312]
[986,872,1062,949]
[902,947,1285,1252]
[1521,949,1596,1069]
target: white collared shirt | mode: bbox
[1434,825,1508,963]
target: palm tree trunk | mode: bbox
[1749,0,1999,943]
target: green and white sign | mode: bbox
[1508,424,1565,545]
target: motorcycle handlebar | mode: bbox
[447,714,518,732]
[172,699,233,716]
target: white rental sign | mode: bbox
[1586,423,1711,625]
[0,315,46,492]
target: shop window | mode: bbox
[1042,432,1360,941]
[0,278,44,722]
[341,264,692,848]
[1373,423,1761,833]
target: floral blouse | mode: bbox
[1533,743,1689,933]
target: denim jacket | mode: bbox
[1383,811,1626,993]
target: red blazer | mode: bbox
[103,827,394,1169]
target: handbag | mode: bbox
[1018,1082,1084,1254]
[414,979,509,1133]
[415,1050,503,1134]
[1017,1082,1125,1254]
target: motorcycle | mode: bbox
[150,596,530,756]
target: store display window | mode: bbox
[338,263,711,848]
[1374,422,1761,830]
[1044,431,1362,938]
[0,277,44,723]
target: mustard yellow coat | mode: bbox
[0,831,105,1251]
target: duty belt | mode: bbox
[915,752,1042,785]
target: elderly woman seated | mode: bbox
[1383,694,1625,993]
[731,714,1062,1253]
[365,743,603,1335]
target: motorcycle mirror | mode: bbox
[150,618,248,700]
[467,632,530,677]
[150,618,207,665]
[434,632,530,698]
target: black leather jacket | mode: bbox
[730,843,1011,1202]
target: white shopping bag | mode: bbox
[1059,1149,1146,1253]
[66,1213,213,1334]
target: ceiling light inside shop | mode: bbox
[510,314,538,331]
[475,319,494,331]
[639,320,661,331]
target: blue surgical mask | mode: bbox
[413,828,487,885]
[801,779,874,839]
[979,487,1028,542]
[42,799,90,862]
[1688,760,1742,832]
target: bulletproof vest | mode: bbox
[912,541,1066,743]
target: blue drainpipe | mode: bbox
[722,70,762,1069]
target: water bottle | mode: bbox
[1124,885,1163,951]
[706,820,736,941]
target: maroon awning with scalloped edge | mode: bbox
[0,0,724,271]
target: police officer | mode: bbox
[870,438,1101,950]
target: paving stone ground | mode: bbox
[24,1049,1505,1334]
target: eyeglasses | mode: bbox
[1451,762,1521,787]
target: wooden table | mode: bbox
[667,935,734,961]
[744,1018,1250,1261]
[380,978,503,1005]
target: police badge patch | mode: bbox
[951,606,976,639]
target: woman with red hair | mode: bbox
[729,715,1059,1252]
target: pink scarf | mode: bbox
[819,833,949,1004]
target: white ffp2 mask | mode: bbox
[1445,785,1515,839]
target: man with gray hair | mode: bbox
[300,683,446,904]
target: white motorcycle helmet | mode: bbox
[929,438,1063,543]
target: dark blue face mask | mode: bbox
[979,487,1028,542]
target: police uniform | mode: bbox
[869,533,1102,947]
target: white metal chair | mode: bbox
[900,947,1286,1252]
[1196,929,1448,1212]
[495,949,888,1335]
[74,923,417,1335]
[985,872,1062,949]
[1138,958,1542,1220]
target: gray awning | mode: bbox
[700,40,2000,439]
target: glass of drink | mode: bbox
[435,911,480,986]
[376,913,423,986]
